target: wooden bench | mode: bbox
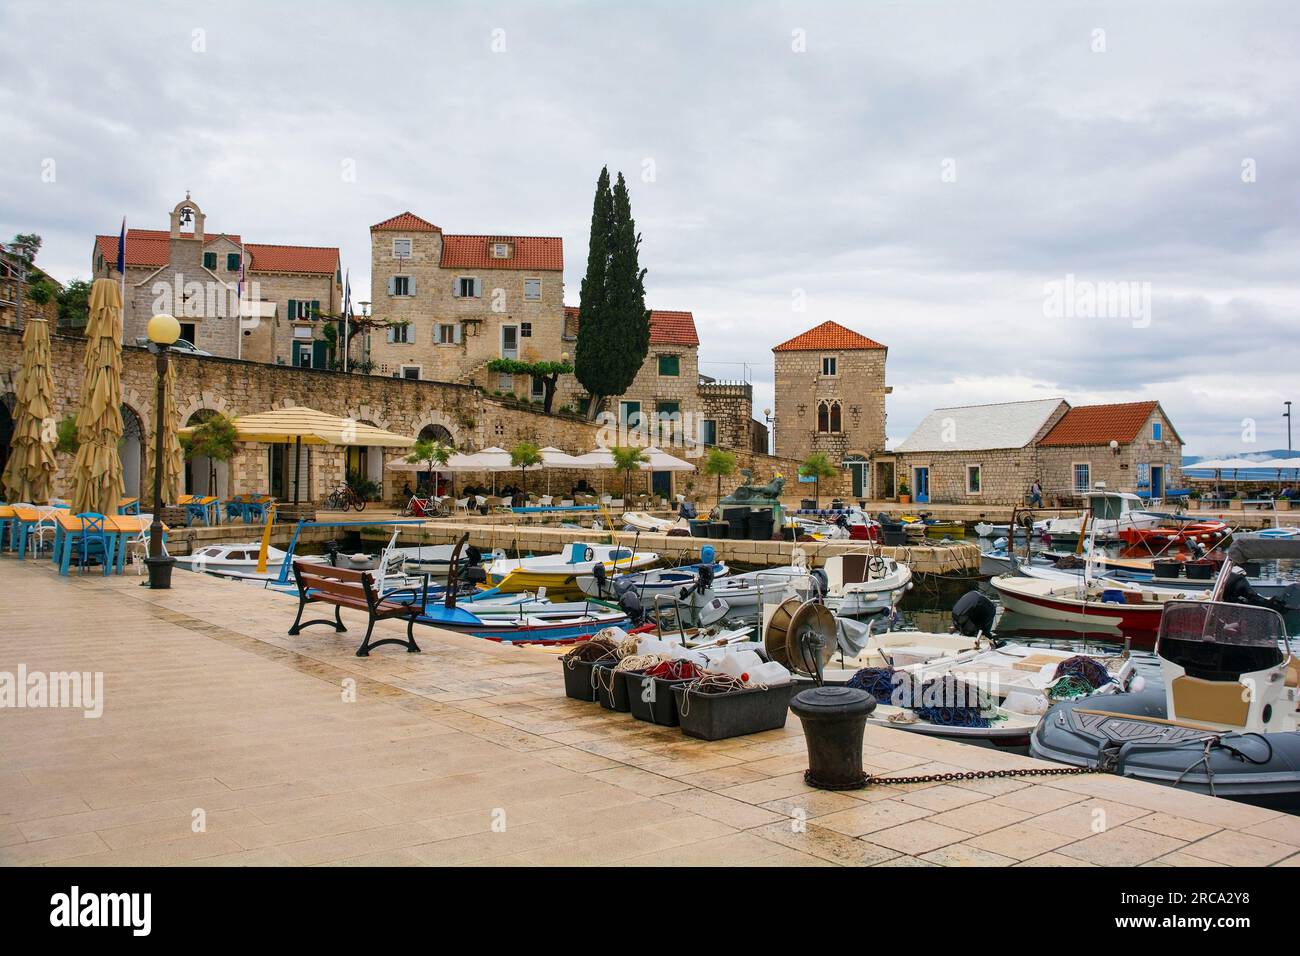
[288,559,427,657]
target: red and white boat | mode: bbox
[989,573,1208,646]
[1117,519,1230,548]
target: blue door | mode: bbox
[1151,465,1164,498]
[914,467,930,503]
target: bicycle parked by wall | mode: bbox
[325,482,366,511]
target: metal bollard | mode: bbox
[790,685,876,790]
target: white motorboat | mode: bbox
[974,520,1049,538]
[175,543,324,577]
[484,542,660,599]
[818,551,912,616]
[621,511,690,534]
[1043,491,1162,541]
[679,563,814,619]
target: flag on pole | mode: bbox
[116,218,126,273]
[341,269,351,373]
[237,240,246,300]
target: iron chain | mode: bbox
[870,765,1101,786]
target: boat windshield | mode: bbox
[1157,600,1289,680]
[1090,495,1125,520]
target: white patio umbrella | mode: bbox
[640,445,697,472]
[539,446,582,494]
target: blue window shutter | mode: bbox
[452,278,461,298]
[287,298,297,320]
[387,277,396,295]
[409,277,416,296]
[473,278,482,298]
[452,323,462,344]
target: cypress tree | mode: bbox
[574,168,649,420]
[574,167,614,417]
[605,172,650,397]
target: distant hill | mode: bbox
[1183,449,1292,466]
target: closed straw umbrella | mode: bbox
[1,316,58,503]
[70,279,125,515]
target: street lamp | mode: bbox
[146,313,180,589]
[763,407,775,455]
[1286,401,1293,455]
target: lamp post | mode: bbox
[1286,401,1293,455]
[763,408,775,456]
[146,313,180,589]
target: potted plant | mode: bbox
[509,441,542,497]
[897,480,911,505]
[701,447,736,507]
[611,446,648,501]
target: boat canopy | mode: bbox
[1157,601,1288,679]
[1227,532,1300,564]
[1089,492,1141,520]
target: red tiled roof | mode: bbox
[1038,401,1163,447]
[93,230,337,275]
[371,211,441,232]
[648,310,698,346]
[562,307,699,347]
[773,320,886,351]
[244,244,338,275]
[440,235,563,271]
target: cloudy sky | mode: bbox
[2,0,1296,455]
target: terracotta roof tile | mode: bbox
[440,235,563,271]
[773,320,886,351]
[562,307,699,347]
[371,211,441,232]
[94,230,337,275]
[1038,401,1163,447]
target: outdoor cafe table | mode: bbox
[8,503,66,558]
[178,494,220,526]
[50,511,167,576]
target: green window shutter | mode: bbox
[658,354,680,376]
[287,298,297,320]
[203,252,216,269]
[312,340,328,367]
[227,253,240,271]
[310,300,320,320]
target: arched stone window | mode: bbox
[817,400,842,434]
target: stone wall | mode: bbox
[698,381,755,451]
[894,447,1042,506]
[773,346,888,463]
[0,326,823,508]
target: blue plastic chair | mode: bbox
[65,512,112,575]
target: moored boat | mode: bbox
[485,542,660,600]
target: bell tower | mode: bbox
[169,191,205,242]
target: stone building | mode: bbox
[890,399,1069,505]
[771,320,889,496]
[364,212,566,396]
[1036,401,1184,501]
[91,194,341,366]
[698,379,763,452]
[889,398,1184,505]
[0,246,60,329]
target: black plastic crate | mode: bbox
[672,682,798,740]
[593,664,632,712]
[561,659,602,702]
[625,672,691,726]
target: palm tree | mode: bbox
[611,445,648,501]
[701,447,737,506]
[799,452,838,508]
[407,438,452,496]
[510,441,543,498]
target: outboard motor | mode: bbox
[462,565,487,587]
[590,561,610,597]
[808,568,828,599]
[678,500,697,520]
[465,544,483,566]
[325,539,341,567]
[952,590,996,637]
[694,562,715,594]
[1225,567,1298,613]
[618,588,645,625]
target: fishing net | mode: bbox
[846,668,994,727]
[562,635,620,668]
[643,659,704,681]
[1052,655,1113,689]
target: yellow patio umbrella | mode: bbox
[179,405,415,503]
[69,279,125,515]
[1,316,58,503]
[141,357,184,507]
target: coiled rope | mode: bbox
[678,672,767,717]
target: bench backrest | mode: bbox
[292,559,378,608]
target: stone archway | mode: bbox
[414,410,460,449]
[0,392,14,484]
[183,408,230,497]
[120,403,146,499]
